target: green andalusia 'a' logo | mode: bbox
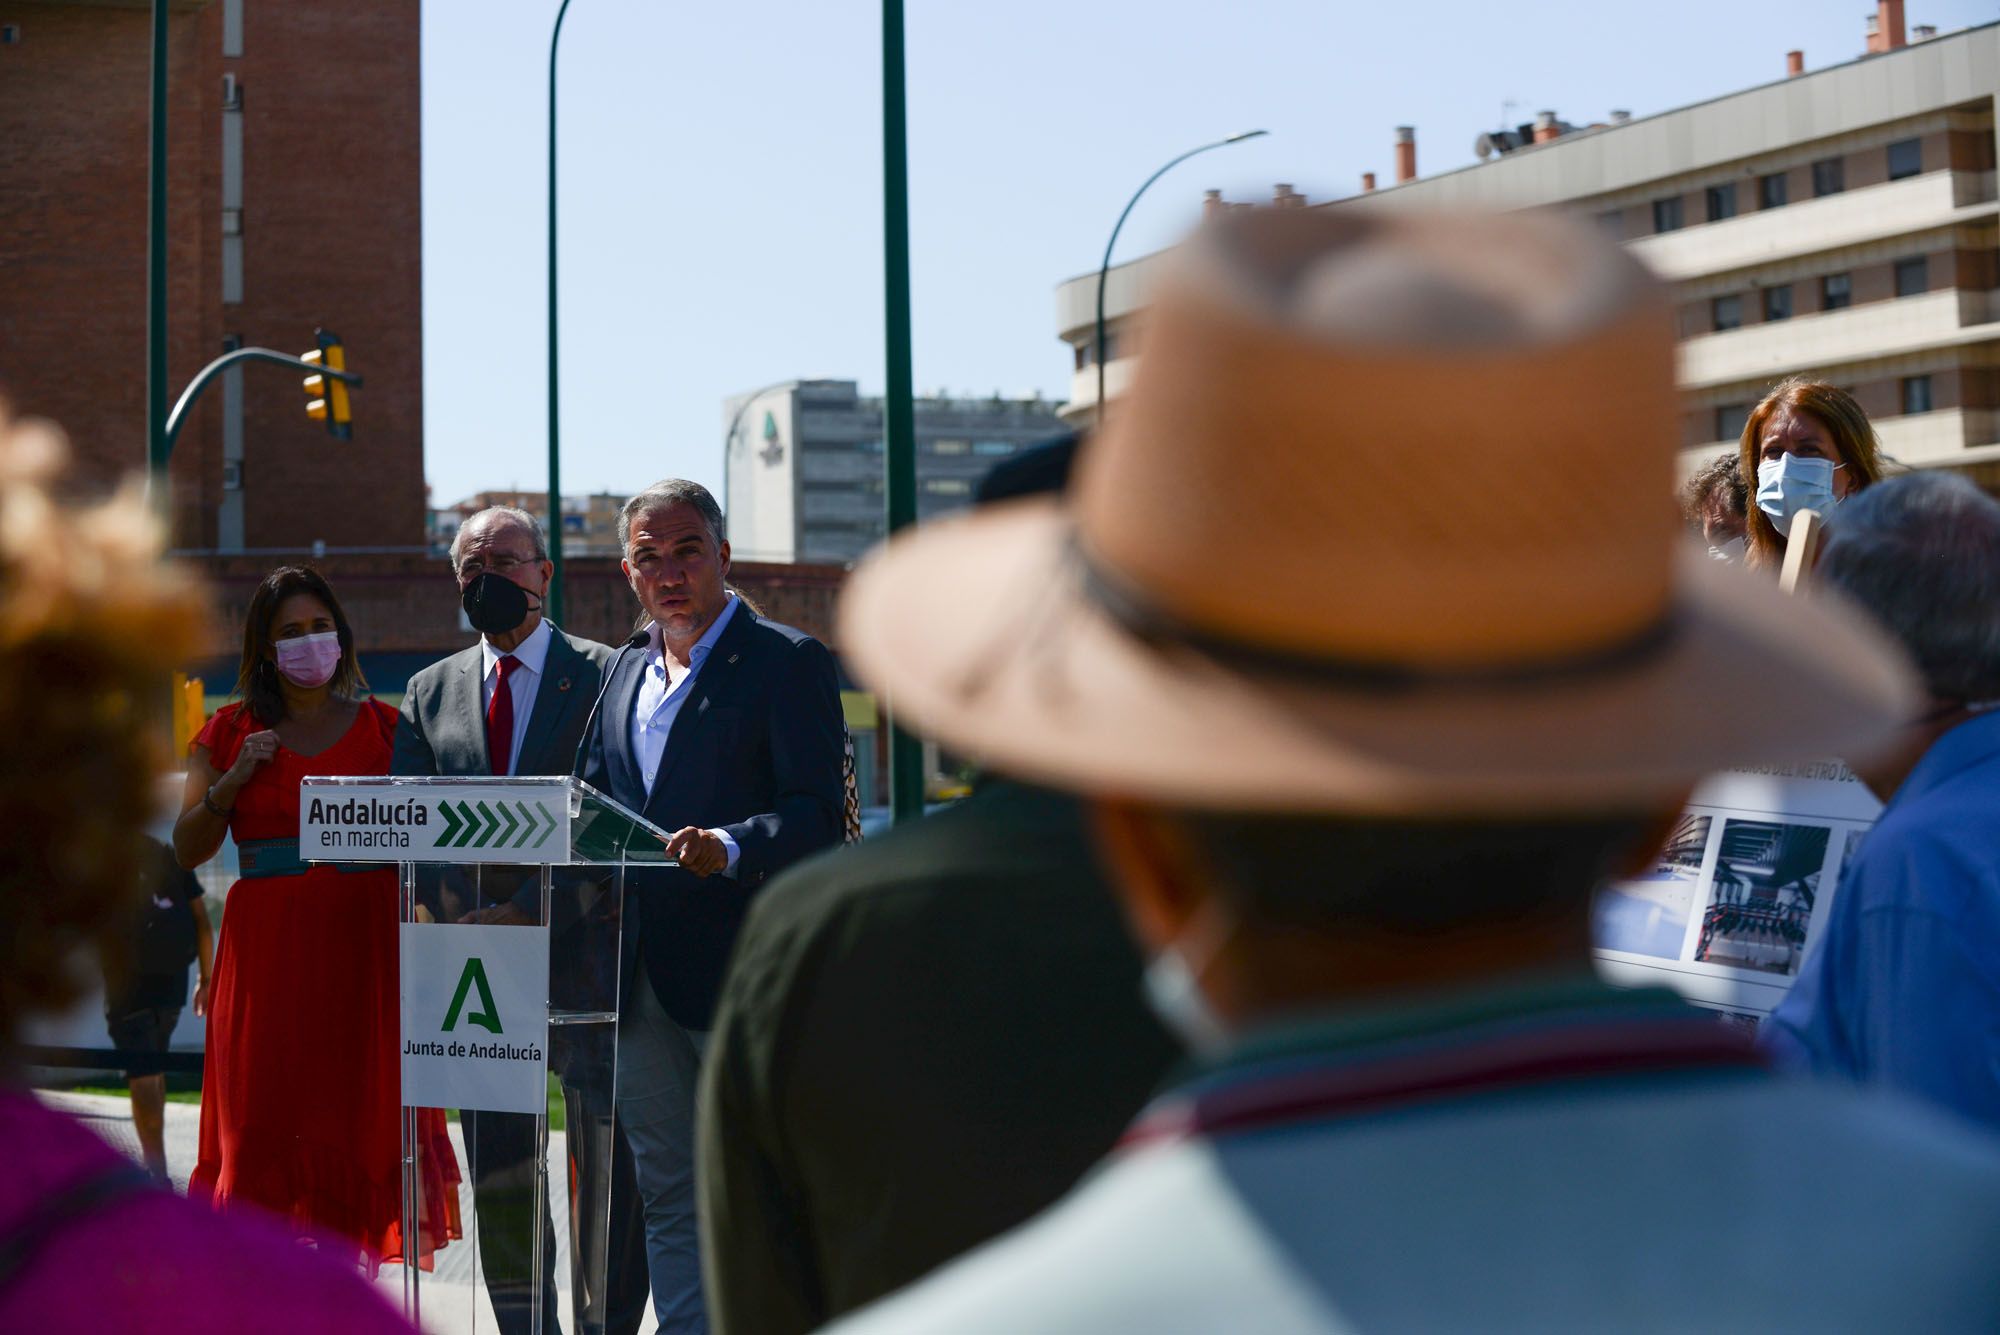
[442,957,503,1034]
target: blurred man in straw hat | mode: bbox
[824,207,2000,1333]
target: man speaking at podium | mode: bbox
[577,479,845,1334]
[392,505,647,1335]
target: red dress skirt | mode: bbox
[189,699,462,1268]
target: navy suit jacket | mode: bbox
[577,606,845,1030]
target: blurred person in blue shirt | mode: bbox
[1766,471,2000,1131]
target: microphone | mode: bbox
[573,629,651,780]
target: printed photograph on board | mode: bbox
[1593,813,1711,959]
[1693,819,1830,975]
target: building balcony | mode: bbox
[1059,358,1140,425]
[1630,170,1998,283]
[1677,288,2000,391]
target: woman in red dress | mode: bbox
[173,565,460,1269]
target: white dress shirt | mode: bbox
[480,617,553,776]
[630,596,742,874]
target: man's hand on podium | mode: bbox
[664,827,727,878]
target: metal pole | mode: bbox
[1093,130,1267,423]
[547,0,576,625]
[146,0,170,500]
[882,0,925,825]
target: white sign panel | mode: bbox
[400,922,550,1115]
[1594,759,1882,1024]
[302,781,570,864]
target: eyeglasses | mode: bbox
[459,553,538,576]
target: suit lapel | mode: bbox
[644,608,756,817]
[518,630,582,776]
[445,646,495,776]
[602,646,647,800]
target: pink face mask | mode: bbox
[274,631,342,688]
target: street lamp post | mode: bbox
[1093,130,1267,421]
[546,0,576,625]
[882,0,924,825]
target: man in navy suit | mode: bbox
[576,479,845,1334]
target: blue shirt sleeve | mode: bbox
[1767,828,2000,1131]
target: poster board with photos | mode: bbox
[1593,758,1881,1030]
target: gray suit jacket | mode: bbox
[391,625,614,920]
[391,624,613,781]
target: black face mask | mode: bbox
[462,572,540,636]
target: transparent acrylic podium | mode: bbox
[302,775,674,1335]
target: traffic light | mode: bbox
[300,328,353,439]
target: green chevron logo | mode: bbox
[434,799,558,851]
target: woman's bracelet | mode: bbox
[202,787,232,819]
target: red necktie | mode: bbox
[487,654,520,776]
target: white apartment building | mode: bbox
[1056,15,2000,490]
[723,380,1068,564]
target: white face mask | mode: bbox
[1755,454,1842,537]
[1140,913,1234,1057]
[1706,536,1746,564]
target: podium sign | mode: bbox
[400,921,551,1116]
[303,782,572,864]
[303,774,670,1333]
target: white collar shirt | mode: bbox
[630,596,744,874]
[479,617,554,777]
[631,592,740,785]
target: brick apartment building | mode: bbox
[1,0,425,554]
[1060,8,2000,495]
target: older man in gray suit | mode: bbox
[393,505,646,1335]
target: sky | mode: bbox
[419,0,1999,508]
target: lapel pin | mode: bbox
[728,654,739,664]
[557,677,572,692]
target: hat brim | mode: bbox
[839,500,1917,814]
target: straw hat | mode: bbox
[840,207,1915,813]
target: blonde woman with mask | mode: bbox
[1737,377,1887,571]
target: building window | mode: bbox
[1705,183,1737,222]
[1901,375,1934,415]
[1652,197,1684,233]
[1811,157,1845,197]
[1894,256,1929,297]
[1763,286,1793,321]
[1711,294,1743,331]
[1821,273,1852,311]
[1887,138,1923,180]
[1758,172,1788,210]
[1078,332,1118,367]
[971,441,1015,456]
[1715,403,1751,443]
[923,478,972,496]
[930,438,969,455]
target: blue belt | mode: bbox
[238,838,383,879]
